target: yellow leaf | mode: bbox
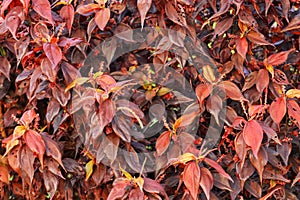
[65,77,89,92]
[12,126,26,139]
[286,89,300,98]
[85,160,94,181]
[173,153,197,165]
[266,64,274,79]
[157,87,172,96]
[134,176,144,191]
[119,164,133,180]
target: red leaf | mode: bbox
[41,57,57,82]
[143,177,169,199]
[156,131,171,156]
[24,129,46,167]
[219,81,245,101]
[107,179,131,200]
[19,145,35,183]
[32,0,54,24]
[236,36,248,59]
[0,56,11,81]
[246,31,272,46]
[265,0,272,16]
[242,120,263,159]
[94,8,110,31]
[137,0,152,28]
[5,7,22,40]
[256,69,269,93]
[234,132,247,168]
[43,42,62,68]
[282,13,300,32]
[287,100,300,127]
[60,4,74,35]
[165,1,186,26]
[199,167,213,200]
[214,17,233,39]
[20,0,30,15]
[269,96,286,124]
[195,84,212,109]
[41,133,65,170]
[43,170,59,199]
[265,48,295,66]
[249,147,268,183]
[182,161,200,200]
[76,4,101,16]
[20,109,38,127]
[0,0,13,18]
[204,158,233,182]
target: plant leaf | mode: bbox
[43,42,62,68]
[269,96,286,124]
[199,167,213,200]
[137,0,152,29]
[94,8,110,31]
[182,161,200,200]
[243,120,263,159]
[32,0,54,24]
[204,158,233,182]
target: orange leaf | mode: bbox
[95,8,110,31]
[264,48,295,66]
[204,158,233,182]
[182,161,200,200]
[269,96,286,124]
[236,36,248,59]
[24,130,46,168]
[199,167,213,200]
[242,120,263,159]
[156,131,171,156]
[0,165,9,184]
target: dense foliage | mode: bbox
[0,0,299,199]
